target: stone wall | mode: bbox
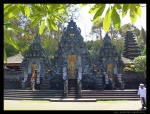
[123,71,146,89]
[4,70,146,90]
[4,71,22,89]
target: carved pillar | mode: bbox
[64,80,68,97]
[77,78,82,97]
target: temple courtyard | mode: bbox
[4,99,146,111]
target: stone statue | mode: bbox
[23,71,28,82]
[31,70,37,90]
[78,67,82,80]
[77,67,82,97]
[63,67,68,96]
[21,71,28,89]
[36,72,40,84]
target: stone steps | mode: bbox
[4,89,139,101]
[50,98,97,102]
[4,79,139,101]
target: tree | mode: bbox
[41,33,58,59]
[85,4,143,33]
[4,42,19,57]
[91,18,103,39]
[85,40,93,51]
[90,39,103,59]
[111,37,124,56]
[141,44,146,56]
[141,27,146,44]
[4,4,72,62]
[108,24,119,40]
[137,27,146,54]
[119,23,133,37]
[4,3,145,62]
[134,56,146,77]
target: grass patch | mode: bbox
[4,99,50,103]
[96,100,137,102]
[4,108,28,110]
[20,100,50,103]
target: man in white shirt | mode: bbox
[137,84,146,109]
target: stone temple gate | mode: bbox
[21,20,125,92]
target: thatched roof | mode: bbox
[4,54,24,64]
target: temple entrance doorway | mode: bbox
[32,64,38,77]
[107,63,114,83]
[68,54,76,79]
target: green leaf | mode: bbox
[31,16,42,27]
[18,5,25,15]
[4,4,10,8]
[130,4,137,24]
[46,18,51,31]
[25,7,30,18]
[8,12,14,18]
[112,8,121,30]
[5,24,26,34]
[51,21,58,31]
[33,4,44,12]
[58,8,65,13]
[4,4,12,12]
[39,20,45,35]
[29,13,41,20]
[103,8,112,33]
[114,4,122,10]
[4,5,17,18]
[4,5,19,22]
[12,7,20,19]
[4,48,7,63]
[4,16,15,23]
[122,4,130,18]
[59,13,68,17]
[93,4,105,22]
[55,16,64,24]
[135,4,141,17]
[89,4,99,14]
[4,32,19,50]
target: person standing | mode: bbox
[137,84,146,109]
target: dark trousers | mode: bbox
[141,97,146,107]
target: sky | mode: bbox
[64,4,146,41]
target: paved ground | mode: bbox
[4,100,147,111]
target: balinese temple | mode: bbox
[20,34,50,89]
[93,33,125,89]
[123,31,141,60]
[49,19,96,90]
[18,20,125,91]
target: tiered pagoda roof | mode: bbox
[93,33,124,72]
[123,31,141,60]
[20,34,50,68]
